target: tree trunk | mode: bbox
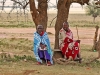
[92,26,99,51]
[29,0,48,31]
[54,0,71,49]
[96,34,100,58]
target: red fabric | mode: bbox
[61,40,79,59]
[64,37,73,43]
[60,30,79,60]
[40,31,44,36]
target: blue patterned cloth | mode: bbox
[33,32,53,64]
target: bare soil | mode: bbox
[0,27,99,46]
[0,26,100,74]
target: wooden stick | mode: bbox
[76,25,79,40]
[92,26,99,51]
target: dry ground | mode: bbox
[0,27,100,75]
[0,27,99,45]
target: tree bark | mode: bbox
[96,34,100,58]
[29,0,48,31]
[54,0,71,49]
[92,26,99,51]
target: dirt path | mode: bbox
[0,27,99,45]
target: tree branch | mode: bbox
[49,16,57,27]
[11,0,23,6]
[95,1,100,5]
[11,0,29,9]
[23,2,29,9]
[71,0,89,5]
[1,0,6,10]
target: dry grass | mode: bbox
[0,13,100,75]
[0,38,100,75]
[0,13,100,27]
[0,61,100,75]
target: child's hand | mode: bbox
[76,40,80,43]
[40,44,46,49]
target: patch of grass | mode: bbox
[0,38,100,75]
[69,20,100,27]
[0,14,100,28]
[89,60,100,68]
[0,55,36,63]
[0,21,35,28]
[0,38,33,52]
[80,44,92,51]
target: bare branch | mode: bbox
[1,0,7,10]
[95,1,100,5]
[49,16,57,27]
[23,2,29,9]
[11,0,29,9]
[11,0,23,6]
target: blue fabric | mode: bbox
[33,32,53,64]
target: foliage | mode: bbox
[85,1,100,23]
[85,2,100,16]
